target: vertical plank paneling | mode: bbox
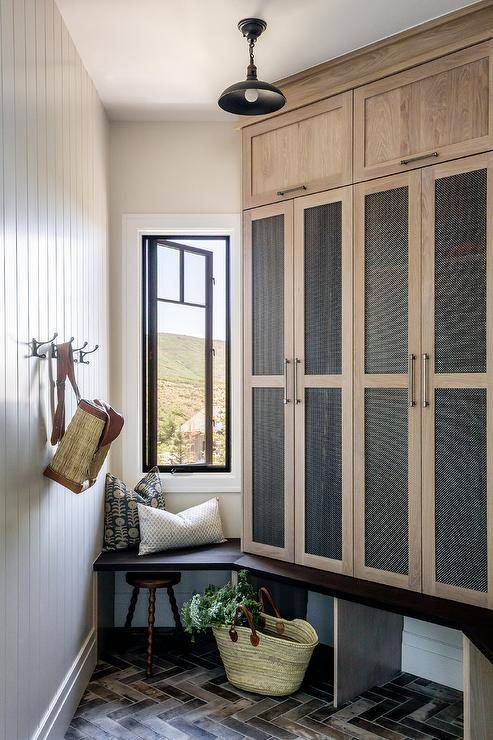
[0,0,109,737]
[0,4,6,738]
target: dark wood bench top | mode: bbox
[93,539,493,665]
[93,539,242,571]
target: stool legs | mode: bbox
[124,586,140,628]
[146,587,156,677]
[167,585,183,634]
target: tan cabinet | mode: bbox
[243,188,353,574]
[421,153,493,608]
[353,172,422,591]
[354,42,493,181]
[242,93,352,209]
[293,187,353,575]
[242,202,295,561]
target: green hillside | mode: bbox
[158,332,226,381]
[156,333,226,466]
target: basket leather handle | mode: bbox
[229,605,260,647]
[51,342,81,445]
[258,587,285,634]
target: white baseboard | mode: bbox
[32,629,97,740]
[402,619,463,691]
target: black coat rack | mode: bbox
[29,333,99,364]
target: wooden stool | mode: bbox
[125,572,183,677]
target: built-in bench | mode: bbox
[94,540,493,735]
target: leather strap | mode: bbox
[93,400,124,449]
[50,342,81,445]
[258,586,285,634]
[229,605,260,647]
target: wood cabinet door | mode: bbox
[354,42,493,182]
[243,202,295,561]
[354,172,422,590]
[293,187,353,574]
[422,153,493,607]
[242,93,352,209]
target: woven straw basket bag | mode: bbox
[43,342,124,493]
[213,587,318,696]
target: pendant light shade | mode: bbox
[218,18,286,116]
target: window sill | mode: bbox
[156,471,241,494]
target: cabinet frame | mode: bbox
[421,153,493,608]
[354,41,493,182]
[242,202,295,561]
[242,93,352,210]
[293,187,353,574]
[353,172,422,590]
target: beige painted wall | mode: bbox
[109,121,242,535]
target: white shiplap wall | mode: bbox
[0,0,108,738]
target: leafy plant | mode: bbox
[181,570,261,636]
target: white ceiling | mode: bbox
[56,0,479,122]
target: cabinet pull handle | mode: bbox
[283,358,290,404]
[294,358,301,405]
[277,184,307,196]
[422,353,430,408]
[408,354,416,407]
[400,151,438,166]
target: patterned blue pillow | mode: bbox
[103,468,165,551]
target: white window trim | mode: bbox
[121,213,242,493]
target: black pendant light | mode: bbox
[218,18,286,116]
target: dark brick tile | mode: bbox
[221,715,272,739]
[401,716,458,740]
[247,716,299,739]
[357,699,400,722]
[107,698,157,719]
[195,717,245,739]
[383,697,429,721]
[425,716,463,738]
[257,698,302,721]
[152,681,195,701]
[201,681,245,702]
[391,674,419,688]
[376,716,434,739]
[66,637,464,740]
[349,716,405,739]
[168,717,217,738]
[70,717,115,739]
[158,697,206,721]
[117,715,166,739]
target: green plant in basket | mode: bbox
[182,570,261,636]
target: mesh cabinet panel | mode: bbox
[252,215,284,376]
[252,388,285,548]
[305,388,342,560]
[365,187,409,374]
[365,388,409,574]
[304,202,342,375]
[435,169,487,374]
[435,388,487,592]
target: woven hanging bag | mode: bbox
[213,587,318,696]
[43,342,124,493]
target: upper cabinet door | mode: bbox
[243,202,295,562]
[422,153,493,608]
[354,42,493,182]
[354,172,422,591]
[293,187,353,575]
[242,92,352,210]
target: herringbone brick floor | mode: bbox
[65,635,463,740]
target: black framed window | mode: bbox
[143,236,230,472]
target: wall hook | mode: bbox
[51,337,74,360]
[78,344,99,364]
[29,332,58,358]
[72,341,88,362]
